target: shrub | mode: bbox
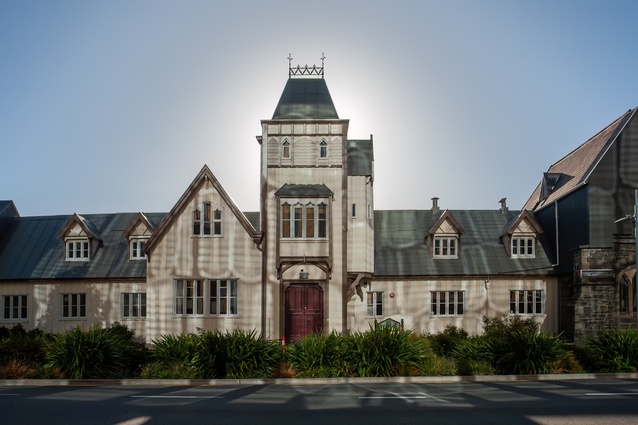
[223,329,281,379]
[0,359,39,379]
[428,325,469,358]
[145,333,199,378]
[46,325,131,379]
[341,325,427,377]
[0,331,49,368]
[147,329,280,379]
[580,328,638,373]
[494,330,567,375]
[286,331,346,378]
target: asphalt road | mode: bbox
[2,379,638,425]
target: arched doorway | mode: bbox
[285,284,324,342]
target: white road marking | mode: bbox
[359,396,426,399]
[585,392,638,396]
[131,395,224,399]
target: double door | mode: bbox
[285,284,324,342]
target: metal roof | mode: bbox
[374,209,554,277]
[275,184,334,198]
[347,139,374,177]
[0,212,167,280]
[271,78,339,120]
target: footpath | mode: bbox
[2,373,638,386]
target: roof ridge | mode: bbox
[546,108,633,170]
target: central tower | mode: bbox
[257,56,350,340]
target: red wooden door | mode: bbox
[285,284,324,342]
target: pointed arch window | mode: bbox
[319,140,328,158]
[281,140,290,159]
[193,203,222,236]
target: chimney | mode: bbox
[431,197,440,215]
[499,198,508,214]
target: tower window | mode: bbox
[319,140,328,158]
[282,140,290,159]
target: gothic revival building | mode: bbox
[1,61,633,343]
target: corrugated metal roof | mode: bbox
[271,78,339,120]
[347,139,373,177]
[0,212,167,280]
[374,209,554,277]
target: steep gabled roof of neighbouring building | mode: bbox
[271,78,339,120]
[0,200,19,238]
[374,209,553,277]
[0,212,167,280]
[523,108,637,211]
[348,138,374,177]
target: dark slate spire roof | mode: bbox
[272,78,339,120]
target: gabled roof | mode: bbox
[374,209,553,277]
[123,212,156,238]
[57,213,103,241]
[271,78,339,120]
[0,200,19,239]
[523,108,636,211]
[347,138,374,177]
[0,212,167,280]
[428,210,465,237]
[274,183,334,198]
[0,201,19,218]
[144,165,261,254]
[502,209,544,237]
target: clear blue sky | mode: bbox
[3,0,638,216]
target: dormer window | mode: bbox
[503,210,542,259]
[511,236,535,258]
[281,140,290,159]
[319,140,328,158]
[66,238,89,261]
[428,210,464,260]
[58,213,101,262]
[433,236,458,259]
[129,238,148,260]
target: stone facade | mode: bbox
[569,238,637,343]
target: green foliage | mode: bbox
[146,329,281,379]
[482,314,539,340]
[580,328,638,373]
[493,330,566,375]
[340,325,428,377]
[285,331,346,377]
[452,336,496,375]
[224,329,281,378]
[0,330,49,368]
[46,325,132,379]
[451,316,574,376]
[428,325,469,357]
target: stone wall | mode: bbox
[569,246,618,343]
